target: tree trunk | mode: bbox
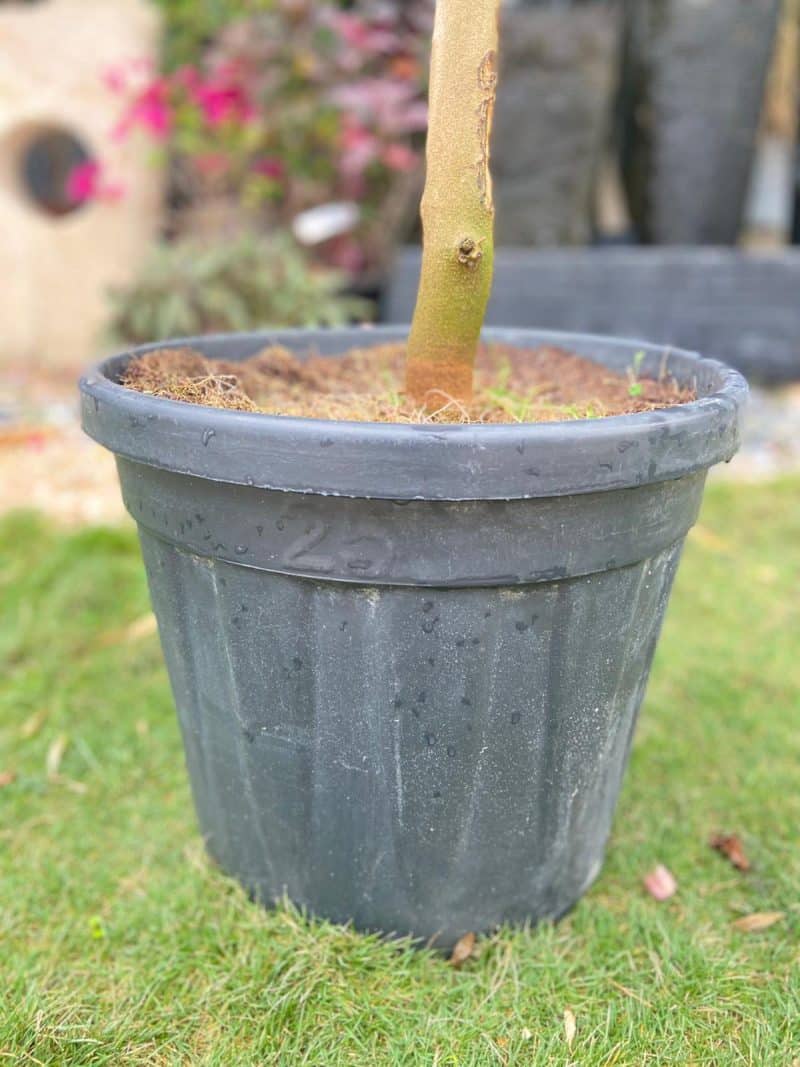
[405,0,501,409]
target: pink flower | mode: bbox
[66,161,125,204]
[339,120,380,178]
[329,79,428,136]
[329,12,400,55]
[251,157,285,180]
[66,161,101,203]
[643,864,678,901]
[192,72,255,128]
[114,79,172,140]
[382,143,418,172]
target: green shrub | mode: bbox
[109,232,371,345]
[152,0,275,71]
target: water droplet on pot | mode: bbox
[235,545,249,555]
[202,428,216,446]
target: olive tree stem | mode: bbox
[405,0,501,409]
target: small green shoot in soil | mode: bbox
[628,350,646,398]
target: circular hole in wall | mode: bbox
[17,127,93,217]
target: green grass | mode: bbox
[1,478,799,1065]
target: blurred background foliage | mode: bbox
[105,0,433,341]
[102,0,798,344]
[109,232,370,344]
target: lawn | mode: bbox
[1,477,798,1066]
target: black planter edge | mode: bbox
[80,326,748,502]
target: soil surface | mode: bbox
[120,342,694,424]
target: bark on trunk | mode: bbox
[405,0,501,409]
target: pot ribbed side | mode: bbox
[139,526,683,947]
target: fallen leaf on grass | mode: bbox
[563,1008,576,1049]
[449,931,476,967]
[44,734,87,793]
[732,912,784,933]
[54,777,89,795]
[46,734,68,779]
[0,770,17,788]
[608,979,653,1008]
[97,613,157,649]
[20,708,48,739]
[710,832,751,871]
[643,864,677,901]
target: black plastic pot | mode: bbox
[80,327,746,948]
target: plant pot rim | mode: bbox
[79,325,747,501]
